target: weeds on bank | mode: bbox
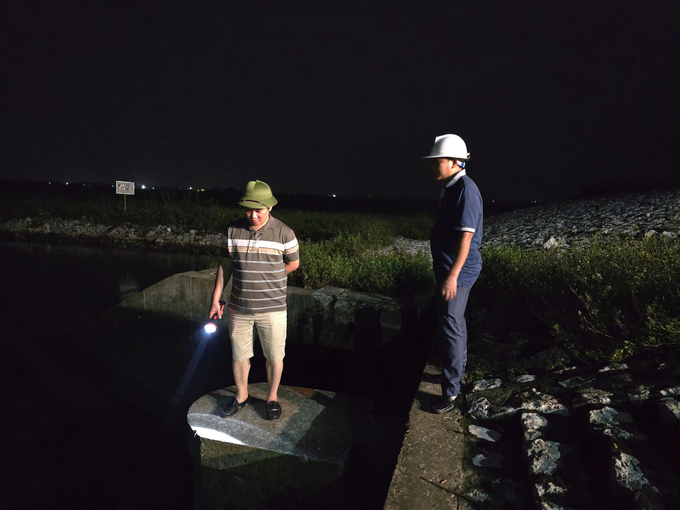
[0,192,434,241]
[289,234,434,295]
[0,192,435,295]
[0,193,241,230]
[5,192,678,366]
[476,235,680,366]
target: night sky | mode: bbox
[2,1,679,201]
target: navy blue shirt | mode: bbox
[430,172,484,287]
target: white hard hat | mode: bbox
[423,134,470,160]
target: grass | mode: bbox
[0,192,242,230]
[3,187,678,368]
[475,235,680,368]
[0,189,435,240]
[0,188,436,296]
[289,234,434,295]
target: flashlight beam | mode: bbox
[169,332,210,410]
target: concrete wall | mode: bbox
[110,269,406,351]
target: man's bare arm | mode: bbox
[209,258,233,318]
[440,231,474,301]
[285,259,300,274]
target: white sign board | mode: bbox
[116,181,135,195]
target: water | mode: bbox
[0,241,218,508]
[1,241,430,508]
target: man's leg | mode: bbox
[265,360,283,403]
[438,286,471,398]
[256,311,287,403]
[233,359,251,402]
[229,312,256,403]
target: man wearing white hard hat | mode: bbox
[425,134,483,413]
[209,180,300,420]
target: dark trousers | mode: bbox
[436,285,472,397]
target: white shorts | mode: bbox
[228,310,287,362]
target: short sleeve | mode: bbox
[455,188,482,233]
[220,229,230,258]
[282,229,299,262]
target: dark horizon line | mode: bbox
[3,177,679,204]
[0,178,552,205]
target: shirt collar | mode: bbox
[439,170,466,204]
[249,215,274,233]
[444,169,466,188]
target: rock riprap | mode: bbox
[0,216,222,250]
[2,188,678,253]
[483,187,680,250]
[383,187,680,257]
[456,348,680,510]
[387,343,679,510]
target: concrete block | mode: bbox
[110,270,405,353]
[113,268,229,323]
[286,287,326,346]
[187,383,355,509]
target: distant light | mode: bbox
[66,182,69,185]
[332,194,336,198]
[48,182,51,184]
[189,187,193,190]
[141,184,146,189]
[204,322,217,334]
[152,187,155,190]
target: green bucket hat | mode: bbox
[238,180,278,209]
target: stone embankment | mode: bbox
[483,187,680,250]
[387,348,680,510]
[384,188,680,510]
[459,351,679,510]
[0,216,223,251]
[1,188,678,254]
[386,187,680,256]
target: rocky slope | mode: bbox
[384,189,680,509]
[388,350,680,510]
[1,188,679,253]
[386,187,680,256]
[483,187,680,250]
[0,216,223,251]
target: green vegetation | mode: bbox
[475,235,680,367]
[289,234,434,295]
[0,190,435,296]
[3,189,678,367]
[0,191,434,240]
[0,192,242,230]
[276,211,434,295]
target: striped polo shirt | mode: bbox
[221,216,299,313]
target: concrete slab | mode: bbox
[384,368,469,510]
[188,383,355,509]
[109,269,406,352]
[112,268,223,322]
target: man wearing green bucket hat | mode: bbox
[209,180,300,420]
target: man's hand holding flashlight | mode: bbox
[205,300,226,335]
[209,301,224,320]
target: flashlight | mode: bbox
[204,300,225,334]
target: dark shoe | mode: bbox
[220,396,250,417]
[266,401,282,420]
[431,394,461,414]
